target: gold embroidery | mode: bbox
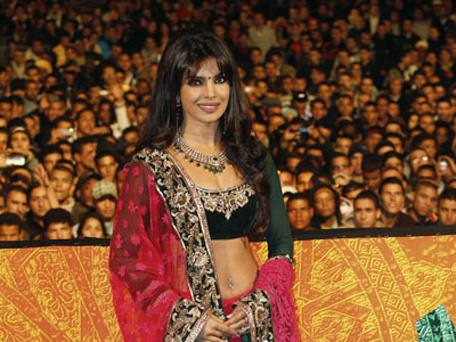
[132,149,225,341]
[236,289,275,341]
[196,184,255,220]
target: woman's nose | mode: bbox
[203,81,215,98]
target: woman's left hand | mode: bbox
[225,306,250,335]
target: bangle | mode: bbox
[268,254,295,266]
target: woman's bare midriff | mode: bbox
[212,237,258,299]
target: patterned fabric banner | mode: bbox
[0,234,455,341]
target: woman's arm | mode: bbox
[264,152,294,258]
[229,153,298,341]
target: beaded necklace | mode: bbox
[174,133,229,174]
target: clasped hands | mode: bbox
[197,305,250,342]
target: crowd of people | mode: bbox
[1,0,456,241]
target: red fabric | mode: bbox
[256,258,299,342]
[110,161,298,342]
[223,289,253,342]
[109,163,191,342]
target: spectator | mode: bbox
[49,165,75,213]
[362,153,383,193]
[41,145,63,175]
[92,180,117,236]
[379,177,415,228]
[5,185,28,220]
[248,13,277,59]
[25,184,53,240]
[407,180,438,225]
[329,152,353,189]
[437,187,456,226]
[77,212,107,239]
[343,190,383,228]
[43,208,73,240]
[72,136,97,175]
[0,212,23,241]
[71,173,101,225]
[287,192,315,231]
[95,150,119,183]
[311,182,342,229]
[296,163,316,192]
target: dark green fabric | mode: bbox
[264,152,294,258]
[416,305,456,342]
[241,334,251,342]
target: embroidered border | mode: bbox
[196,183,255,220]
[164,298,211,342]
[236,289,275,341]
[132,149,225,340]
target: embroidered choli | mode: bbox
[196,183,257,239]
[109,148,298,342]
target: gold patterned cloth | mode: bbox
[1,233,456,341]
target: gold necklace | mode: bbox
[174,133,230,174]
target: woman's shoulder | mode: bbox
[125,147,173,175]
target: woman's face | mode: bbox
[180,58,230,130]
[81,217,104,238]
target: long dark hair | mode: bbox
[136,30,270,232]
[78,211,107,238]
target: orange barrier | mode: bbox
[1,234,455,341]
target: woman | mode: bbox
[109,31,298,342]
[77,212,107,239]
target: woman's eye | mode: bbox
[188,78,202,86]
[215,75,227,83]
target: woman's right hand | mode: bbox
[197,315,238,342]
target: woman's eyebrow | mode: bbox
[188,73,223,81]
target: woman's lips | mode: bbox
[197,103,220,113]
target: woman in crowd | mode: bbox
[109,31,298,342]
[77,212,107,238]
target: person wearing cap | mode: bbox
[92,179,117,236]
[291,90,309,119]
[8,125,39,171]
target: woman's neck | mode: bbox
[180,121,222,153]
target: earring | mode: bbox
[222,113,227,135]
[176,100,182,128]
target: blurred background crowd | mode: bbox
[1,0,456,241]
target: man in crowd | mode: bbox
[436,187,456,226]
[287,192,314,231]
[379,177,415,228]
[0,212,23,241]
[408,180,438,225]
[92,180,117,236]
[43,208,73,240]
